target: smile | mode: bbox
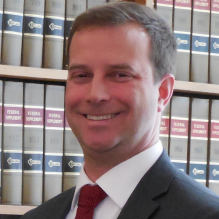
[84,114,118,121]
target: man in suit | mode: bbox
[21,2,219,219]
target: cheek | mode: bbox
[65,85,83,108]
[134,87,158,120]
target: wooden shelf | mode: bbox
[0,205,36,215]
[174,81,219,96]
[0,65,67,82]
[1,65,219,96]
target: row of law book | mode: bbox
[160,95,219,196]
[0,80,219,206]
[0,0,116,70]
[0,80,84,206]
[156,0,219,84]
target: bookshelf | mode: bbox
[1,64,219,216]
[0,205,35,216]
[0,65,67,82]
[0,0,218,216]
[1,65,219,96]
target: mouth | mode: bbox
[83,113,119,121]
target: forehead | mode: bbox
[69,23,151,58]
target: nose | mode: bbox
[85,76,110,104]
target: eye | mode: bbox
[117,73,129,77]
[68,72,92,84]
[76,74,88,78]
[108,72,133,82]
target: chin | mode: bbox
[82,139,117,153]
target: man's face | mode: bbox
[66,23,170,160]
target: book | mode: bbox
[63,118,84,191]
[22,0,45,68]
[160,101,170,154]
[209,100,219,195]
[0,0,3,63]
[174,0,192,81]
[44,0,65,69]
[169,96,189,173]
[64,0,86,69]
[189,98,209,187]
[2,0,24,66]
[156,0,173,29]
[2,81,23,205]
[44,85,65,201]
[87,0,107,8]
[191,0,210,83]
[209,0,219,84]
[23,83,44,206]
[0,80,2,202]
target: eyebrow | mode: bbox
[68,63,134,72]
[68,64,89,71]
[107,64,134,71]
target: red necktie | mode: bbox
[75,184,107,219]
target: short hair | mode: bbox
[67,1,177,82]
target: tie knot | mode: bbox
[78,184,107,209]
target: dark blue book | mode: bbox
[64,117,83,191]
[2,0,24,66]
[23,83,44,205]
[174,0,192,81]
[170,96,190,173]
[43,0,65,69]
[191,0,210,83]
[209,1,219,84]
[22,0,45,67]
[44,85,65,201]
[0,0,3,63]
[209,100,219,195]
[64,0,86,69]
[189,98,209,187]
[2,81,23,205]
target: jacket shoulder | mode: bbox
[20,187,75,219]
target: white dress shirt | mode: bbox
[66,141,163,219]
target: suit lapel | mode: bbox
[117,151,178,219]
[46,187,75,219]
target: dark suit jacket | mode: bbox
[21,151,219,219]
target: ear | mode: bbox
[157,74,175,113]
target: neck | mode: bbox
[83,151,125,182]
[83,138,158,182]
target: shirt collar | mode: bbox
[71,141,163,209]
[96,141,163,208]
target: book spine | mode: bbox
[43,0,65,69]
[2,81,23,205]
[189,98,209,187]
[209,100,219,195]
[2,0,24,66]
[0,0,3,63]
[156,0,173,29]
[0,80,2,202]
[87,0,107,9]
[209,1,219,84]
[44,85,65,201]
[169,96,189,173]
[191,0,210,83]
[64,0,86,69]
[23,83,44,205]
[174,0,192,81]
[160,102,170,154]
[63,117,83,191]
[22,0,45,68]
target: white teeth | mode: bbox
[87,114,116,121]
